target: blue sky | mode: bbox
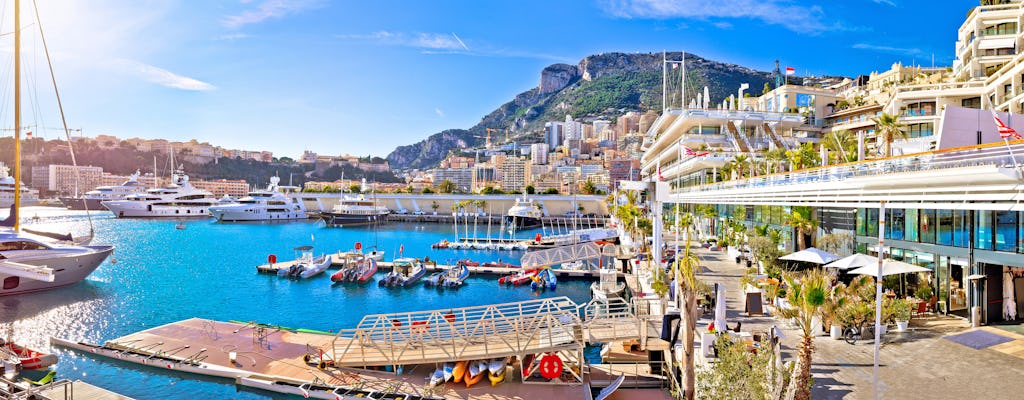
[5,0,971,159]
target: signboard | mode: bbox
[746,291,764,316]
[618,180,647,191]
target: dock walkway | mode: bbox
[256,257,616,279]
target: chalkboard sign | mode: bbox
[746,292,764,316]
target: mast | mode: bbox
[12,0,21,231]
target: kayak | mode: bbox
[452,360,468,383]
[465,360,486,387]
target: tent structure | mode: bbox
[823,253,880,270]
[848,259,930,277]
[778,247,840,265]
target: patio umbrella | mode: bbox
[1004,269,1017,320]
[778,247,840,265]
[848,259,930,277]
[822,253,878,270]
[714,283,727,332]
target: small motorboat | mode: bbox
[1,339,58,370]
[175,220,186,230]
[498,269,537,286]
[378,258,426,287]
[482,260,519,269]
[365,248,385,262]
[351,257,378,282]
[457,259,480,267]
[429,263,469,288]
[277,246,331,279]
[590,268,625,301]
[531,268,557,291]
[431,240,450,249]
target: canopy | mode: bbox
[848,259,930,277]
[823,253,879,270]
[779,247,839,265]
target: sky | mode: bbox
[0,0,973,159]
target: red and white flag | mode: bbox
[993,110,1023,140]
[657,165,664,181]
[399,244,404,255]
[785,67,795,76]
[683,146,709,157]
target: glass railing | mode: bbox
[902,110,936,117]
[684,141,1024,193]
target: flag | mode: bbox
[785,67,795,75]
[993,110,1023,140]
[399,244,404,255]
[671,63,678,69]
[683,146,709,157]
[25,131,31,137]
[657,165,664,181]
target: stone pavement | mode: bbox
[680,242,1024,400]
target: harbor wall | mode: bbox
[296,193,609,216]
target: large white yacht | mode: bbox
[101,167,220,218]
[319,194,390,227]
[504,193,543,230]
[0,223,114,295]
[208,176,307,222]
[0,163,39,208]
[59,170,146,210]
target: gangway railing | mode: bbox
[580,298,641,343]
[329,297,584,366]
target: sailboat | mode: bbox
[0,0,114,296]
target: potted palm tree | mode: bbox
[890,298,912,332]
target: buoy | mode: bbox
[355,242,362,251]
[534,233,542,242]
[268,254,277,264]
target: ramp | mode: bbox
[520,242,601,268]
[330,297,584,366]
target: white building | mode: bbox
[530,143,550,165]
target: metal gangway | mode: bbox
[520,242,601,268]
[329,297,586,367]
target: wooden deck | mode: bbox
[36,380,135,400]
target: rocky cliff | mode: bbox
[386,52,774,170]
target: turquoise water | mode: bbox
[2,208,595,399]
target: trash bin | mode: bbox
[971,306,982,327]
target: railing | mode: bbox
[330,296,584,366]
[684,141,1024,194]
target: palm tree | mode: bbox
[871,112,907,158]
[784,208,818,250]
[673,212,705,400]
[823,129,857,163]
[765,148,787,174]
[720,162,736,181]
[732,154,751,179]
[777,269,831,400]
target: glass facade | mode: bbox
[855,207,1024,254]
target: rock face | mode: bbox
[539,64,579,94]
[387,51,781,170]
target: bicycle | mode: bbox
[842,322,876,345]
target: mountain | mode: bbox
[386,52,775,170]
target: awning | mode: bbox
[978,37,1016,50]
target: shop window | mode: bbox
[856,208,866,236]
[953,210,969,247]
[996,210,1018,252]
[937,209,953,246]
[905,209,919,242]
[888,208,905,241]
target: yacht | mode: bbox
[0,163,39,208]
[101,167,219,218]
[504,194,543,230]
[208,176,307,222]
[0,220,114,296]
[59,170,146,210]
[319,194,390,227]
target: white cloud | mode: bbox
[222,0,322,29]
[853,43,922,56]
[217,33,252,41]
[116,59,216,91]
[338,31,472,51]
[435,108,445,117]
[712,21,733,29]
[599,0,846,34]
[872,0,896,6]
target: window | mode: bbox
[888,208,905,241]
[996,210,1017,252]
[906,123,934,138]
[866,208,879,237]
[3,276,18,290]
[905,209,919,242]
[920,209,936,244]
[976,210,994,250]
[962,97,982,109]
[953,210,969,247]
[857,208,866,236]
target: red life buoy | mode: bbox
[534,233,542,242]
[444,313,456,323]
[268,254,277,264]
[355,242,362,251]
[539,354,563,379]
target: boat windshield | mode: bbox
[0,240,51,251]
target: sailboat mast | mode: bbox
[12,0,21,231]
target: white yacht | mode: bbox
[0,163,39,208]
[504,193,543,230]
[59,170,146,210]
[101,167,219,218]
[319,194,390,227]
[0,224,114,296]
[208,176,307,222]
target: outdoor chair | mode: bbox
[913,301,928,317]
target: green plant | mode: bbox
[888,298,912,322]
[696,336,775,400]
[914,282,934,300]
[777,269,830,400]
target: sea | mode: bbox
[1,207,597,399]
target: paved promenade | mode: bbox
[683,242,1024,400]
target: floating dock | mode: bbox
[0,377,134,400]
[52,296,661,400]
[256,258,620,279]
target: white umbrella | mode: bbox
[848,259,930,277]
[714,283,727,332]
[823,253,878,270]
[779,247,840,265]
[1004,270,1017,320]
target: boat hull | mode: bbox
[210,209,307,222]
[103,201,214,218]
[59,197,106,211]
[319,212,388,227]
[0,246,114,296]
[504,215,543,230]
